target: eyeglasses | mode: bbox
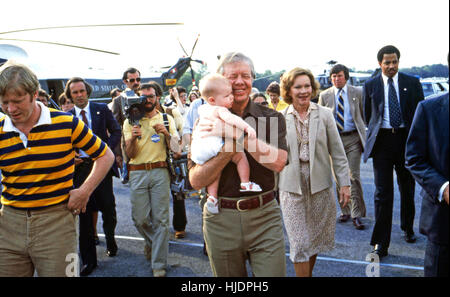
[127,78,141,83]
[259,101,269,106]
[144,94,156,99]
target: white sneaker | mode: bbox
[240,182,262,192]
[206,196,219,214]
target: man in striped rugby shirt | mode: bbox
[0,61,114,277]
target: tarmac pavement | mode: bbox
[87,158,426,278]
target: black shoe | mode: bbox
[106,239,118,257]
[80,263,97,276]
[106,247,118,257]
[371,244,388,259]
[404,231,417,243]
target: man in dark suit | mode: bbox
[405,86,449,276]
[363,45,424,259]
[65,77,122,276]
[111,67,142,184]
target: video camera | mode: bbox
[169,152,192,199]
[121,90,147,126]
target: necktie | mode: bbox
[336,89,344,132]
[80,110,89,127]
[388,78,402,128]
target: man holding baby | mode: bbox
[189,52,288,277]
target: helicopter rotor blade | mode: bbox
[189,34,200,57]
[177,37,189,57]
[0,38,119,55]
[0,23,184,35]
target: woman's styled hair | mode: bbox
[280,67,320,104]
[265,81,280,96]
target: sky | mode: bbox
[1,0,449,78]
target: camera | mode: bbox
[169,152,190,199]
[121,90,147,126]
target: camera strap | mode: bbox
[162,113,170,136]
[162,113,175,176]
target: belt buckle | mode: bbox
[145,163,151,170]
[236,199,249,212]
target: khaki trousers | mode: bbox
[129,168,170,270]
[203,198,286,277]
[337,131,366,218]
[0,203,78,277]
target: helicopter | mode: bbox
[0,23,204,107]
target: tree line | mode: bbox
[175,63,448,95]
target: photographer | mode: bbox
[123,82,179,277]
[151,84,188,240]
[111,67,142,184]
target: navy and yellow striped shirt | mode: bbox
[0,104,108,209]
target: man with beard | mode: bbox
[146,82,188,240]
[111,67,141,184]
[123,82,179,277]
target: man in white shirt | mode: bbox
[318,64,367,230]
[363,45,424,259]
[66,77,121,276]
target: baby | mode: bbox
[190,74,262,214]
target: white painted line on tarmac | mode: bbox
[315,255,423,271]
[99,234,424,271]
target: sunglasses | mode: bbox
[259,101,269,106]
[127,78,141,83]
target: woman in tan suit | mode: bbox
[279,67,351,277]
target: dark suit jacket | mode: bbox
[363,72,424,162]
[406,93,449,245]
[70,102,122,177]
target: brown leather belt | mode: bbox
[220,192,275,212]
[128,161,167,171]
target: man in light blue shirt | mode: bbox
[182,96,206,144]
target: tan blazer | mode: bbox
[318,85,366,149]
[278,103,350,196]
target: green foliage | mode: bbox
[176,64,209,93]
[400,64,449,78]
